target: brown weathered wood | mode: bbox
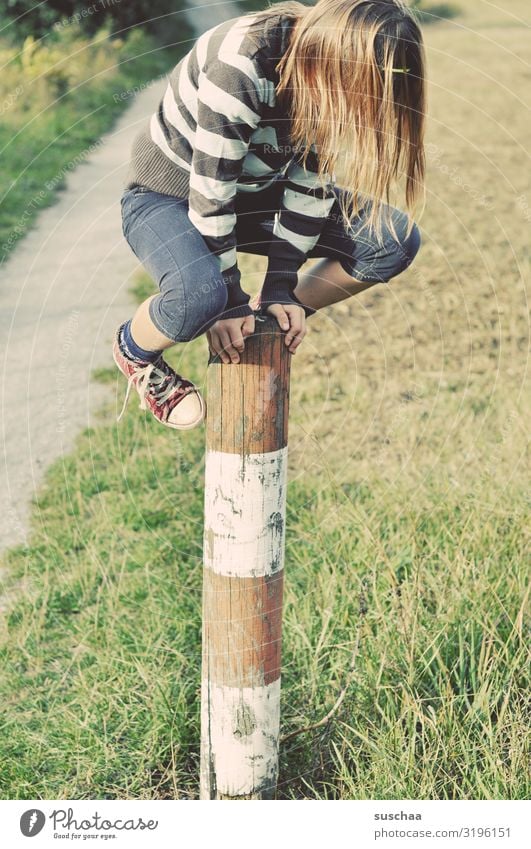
[200,314,291,800]
[202,571,284,688]
[206,315,290,454]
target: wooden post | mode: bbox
[200,314,291,800]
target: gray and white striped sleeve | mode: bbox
[260,145,337,311]
[187,56,265,318]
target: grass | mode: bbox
[0,19,193,262]
[0,264,528,799]
[0,0,529,799]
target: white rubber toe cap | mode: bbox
[167,390,205,429]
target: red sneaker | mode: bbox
[112,327,205,430]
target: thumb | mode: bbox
[241,314,255,336]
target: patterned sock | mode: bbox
[118,320,162,364]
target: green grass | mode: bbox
[0,265,528,800]
[0,21,194,262]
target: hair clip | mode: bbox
[391,68,410,74]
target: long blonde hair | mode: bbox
[246,0,426,241]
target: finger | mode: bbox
[284,312,305,346]
[216,330,234,364]
[266,304,290,331]
[208,331,224,361]
[288,329,306,353]
[219,329,241,364]
[241,314,255,336]
[230,329,245,353]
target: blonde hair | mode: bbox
[246,0,426,241]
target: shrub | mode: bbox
[0,0,190,46]
[412,1,460,22]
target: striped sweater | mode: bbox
[124,9,337,318]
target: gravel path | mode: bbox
[0,2,240,555]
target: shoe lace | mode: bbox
[117,358,190,422]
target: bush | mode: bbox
[0,16,190,258]
[412,1,460,22]
[0,19,159,117]
[0,0,191,46]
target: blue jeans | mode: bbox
[120,180,421,343]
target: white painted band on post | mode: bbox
[203,447,288,578]
[200,677,281,797]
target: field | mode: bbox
[0,1,529,799]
